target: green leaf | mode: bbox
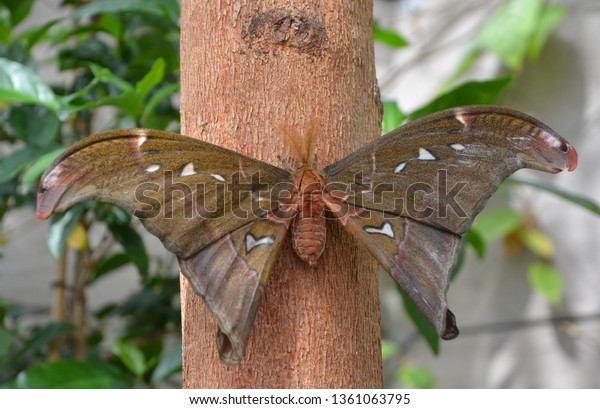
[11,360,131,388]
[447,0,564,84]
[150,339,182,384]
[471,209,523,244]
[8,105,60,148]
[0,5,11,43]
[18,322,73,360]
[72,0,180,25]
[374,20,408,48]
[528,262,563,304]
[397,365,436,389]
[0,0,35,42]
[506,178,600,216]
[0,146,40,184]
[58,71,102,104]
[477,0,544,71]
[107,205,132,225]
[0,58,58,111]
[3,0,34,27]
[140,82,179,127]
[400,291,439,354]
[57,36,112,70]
[98,90,144,119]
[21,147,65,187]
[517,227,554,259]
[97,13,123,39]
[408,77,512,120]
[382,100,405,133]
[47,206,85,258]
[107,221,149,276]
[528,4,567,60]
[93,253,132,281]
[58,64,145,120]
[136,58,166,99]
[0,328,16,363]
[111,339,147,378]
[88,63,133,91]
[381,340,398,361]
[465,229,486,258]
[15,20,58,57]
[452,238,470,282]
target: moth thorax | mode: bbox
[292,168,327,267]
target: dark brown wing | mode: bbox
[179,216,290,364]
[324,105,577,338]
[324,106,577,234]
[37,128,292,258]
[328,202,460,339]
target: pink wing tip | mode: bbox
[36,209,51,220]
[36,186,55,220]
[566,145,578,172]
[36,200,52,220]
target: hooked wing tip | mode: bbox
[36,187,53,220]
[566,144,578,172]
[216,329,243,365]
[36,209,51,220]
[441,310,459,340]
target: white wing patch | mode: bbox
[455,111,468,127]
[539,129,562,149]
[137,135,147,147]
[245,233,276,253]
[145,164,161,173]
[180,162,197,176]
[417,148,436,161]
[449,143,465,151]
[364,221,395,239]
[211,173,226,182]
[394,162,407,174]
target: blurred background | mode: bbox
[1,0,599,388]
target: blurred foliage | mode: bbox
[378,0,597,388]
[374,20,409,48]
[445,0,567,86]
[0,0,596,390]
[0,0,181,388]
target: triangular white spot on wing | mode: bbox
[449,143,465,151]
[418,148,436,161]
[137,136,147,147]
[180,162,196,176]
[456,112,467,126]
[394,162,407,174]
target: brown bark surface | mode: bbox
[180,0,383,388]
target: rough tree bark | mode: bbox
[180,0,383,388]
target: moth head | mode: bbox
[515,127,578,174]
[279,117,320,168]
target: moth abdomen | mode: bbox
[292,210,327,267]
[292,170,327,267]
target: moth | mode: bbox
[36,106,578,364]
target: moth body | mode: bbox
[291,165,327,267]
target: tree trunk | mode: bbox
[180,0,382,388]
